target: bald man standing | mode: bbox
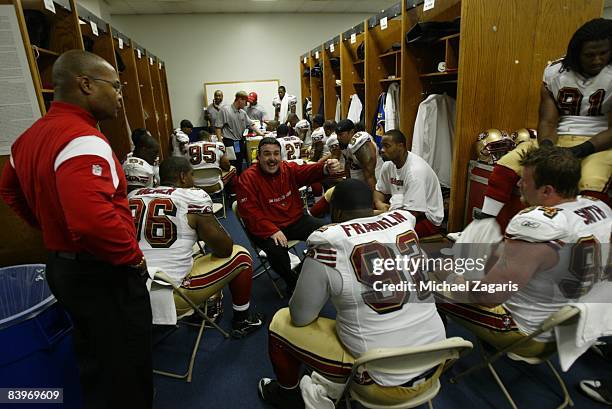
[0,50,152,408]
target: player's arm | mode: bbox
[289,257,340,326]
[311,141,324,161]
[355,142,378,192]
[373,190,390,212]
[219,152,231,171]
[570,110,612,158]
[537,84,560,145]
[188,213,233,258]
[214,110,224,140]
[469,239,558,306]
[0,159,40,228]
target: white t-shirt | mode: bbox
[304,209,446,385]
[504,196,612,341]
[543,61,612,136]
[187,141,226,186]
[376,152,444,226]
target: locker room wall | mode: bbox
[111,13,370,125]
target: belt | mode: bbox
[55,251,97,261]
[358,365,438,388]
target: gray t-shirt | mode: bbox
[215,104,254,141]
[207,103,222,129]
[246,104,267,124]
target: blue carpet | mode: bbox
[151,207,612,409]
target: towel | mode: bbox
[555,281,612,371]
[347,94,363,124]
[300,372,345,409]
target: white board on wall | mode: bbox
[204,79,279,119]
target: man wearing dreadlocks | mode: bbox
[471,18,612,230]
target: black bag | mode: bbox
[24,10,50,49]
[405,17,460,45]
[357,42,365,60]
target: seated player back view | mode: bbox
[258,179,446,409]
[275,124,303,162]
[128,157,263,337]
[186,130,230,187]
[123,129,159,193]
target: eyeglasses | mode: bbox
[79,75,122,93]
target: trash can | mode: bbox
[0,265,81,408]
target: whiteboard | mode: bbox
[204,79,279,120]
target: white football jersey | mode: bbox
[277,135,302,161]
[343,131,383,182]
[128,187,213,284]
[376,152,444,226]
[187,141,226,186]
[307,209,446,385]
[123,157,155,188]
[171,128,190,157]
[543,61,612,136]
[272,94,297,108]
[504,196,612,341]
[311,127,330,155]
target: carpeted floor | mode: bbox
[151,207,612,409]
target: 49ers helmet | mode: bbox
[511,128,537,146]
[476,129,515,165]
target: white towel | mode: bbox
[335,96,341,122]
[384,82,400,131]
[146,266,178,325]
[347,94,362,124]
[300,372,345,409]
[555,282,612,371]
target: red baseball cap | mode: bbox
[247,92,258,103]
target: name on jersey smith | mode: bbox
[574,204,607,225]
[341,211,408,237]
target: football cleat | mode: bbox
[258,378,305,409]
[231,312,265,339]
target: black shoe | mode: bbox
[258,378,305,409]
[231,312,265,339]
[579,379,612,405]
[473,209,494,220]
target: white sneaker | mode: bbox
[447,232,462,242]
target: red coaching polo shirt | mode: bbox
[0,102,142,266]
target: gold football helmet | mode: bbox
[476,129,514,165]
[511,128,537,146]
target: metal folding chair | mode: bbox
[150,269,234,382]
[450,306,580,409]
[337,337,473,409]
[232,201,303,299]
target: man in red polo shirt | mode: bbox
[236,137,340,292]
[0,50,152,409]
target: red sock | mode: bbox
[485,165,520,203]
[269,333,302,387]
[310,197,329,217]
[228,263,253,307]
[414,218,441,238]
[581,190,612,207]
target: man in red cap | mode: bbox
[246,91,267,127]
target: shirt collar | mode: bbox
[48,101,98,127]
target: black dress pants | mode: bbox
[252,214,327,289]
[45,253,153,409]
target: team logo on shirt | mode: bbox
[390,177,404,187]
[92,164,102,176]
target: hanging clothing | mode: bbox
[347,94,362,124]
[384,82,400,132]
[412,93,456,188]
[335,96,341,122]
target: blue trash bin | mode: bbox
[0,265,82,408]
